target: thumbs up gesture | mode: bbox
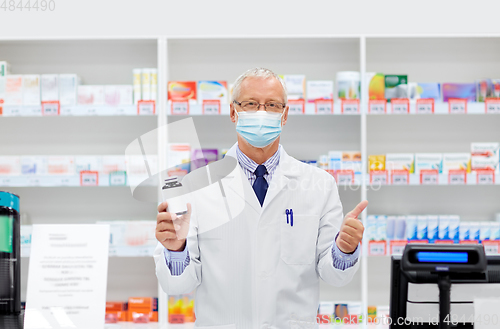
[336,200,368,254]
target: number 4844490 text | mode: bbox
[1,0,55,11]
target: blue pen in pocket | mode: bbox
[290,209,293,227]
[286,209,290,224]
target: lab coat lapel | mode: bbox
[262,147,298,210]
[216,144,262,216]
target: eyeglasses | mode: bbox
[233,100,286,113]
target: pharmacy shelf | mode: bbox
[364,172,500,186]
[0,174,157,187]
[167,102,361,116]
[21,246,157,258]
[1,105,155,117]
[368,101,492,115]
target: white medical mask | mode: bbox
[235,110,284,148]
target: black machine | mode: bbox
[390,244,500,329]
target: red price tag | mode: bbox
[391,169,409,185]
[408,239,429,244]
[170,100,189,115]
[288,99,305,114]
[341,99,360,114]
[482,241,500,254]
[335,169,355,185]
[41,101,60,116]
[420,169,439,185]
[416,98,435,114]
[370,170,388,185]
[459,240,479,245]
[314,99,333,114]
[390,240,408,255]
[391,98,409,114]
[448,98,467,114]
[485,98,500,114]
[138,100,156,115]
[80,171,99,186]
[448,169,467,185]
[368,99,386,114]
[477,169,495,185]
[368,241,386,256]
[202,100,221,115]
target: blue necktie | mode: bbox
[253,165,268,206]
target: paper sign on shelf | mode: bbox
[138,100,156,115]
[314,99,333,114]
[24,224,109,329]
[368,99,386,114]
[341,99,360,114]
[80,171,99,186]
[420,169,439,185]
[448,169,467,185]
[448,98,467,114]
[202,99,221,115]
[170,100,189,115]
[41,101,60,116]
[370,170,388,185]
[391,98,409,114]
[459,240,479,245]
[368,240,386,256]
[335,169,354,185]
[416,98,435,114]
[109,171,127,186]
[485,98,500,114]
[482,240,500,255]
[389,240,407,255]
[477,169,495,185]
[288,99,305,114]
[391,170,409,185]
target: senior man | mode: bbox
[154,67,367,329]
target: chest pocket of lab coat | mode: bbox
[280,214,320,265]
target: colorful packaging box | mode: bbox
[475,79,493,102]
[101,156,126,174]
[328,151,342,172]
[442,153,471,173]
[471,142,499,158]
[75,156,102,174]
[133,69,142,104]
[22,75,41,105]
[168,81,197,104]
[492,79,500,98]
[167,143,191,177]
[471,155,499,172]
[0,156,21,175]
[150,69,158,102]
[46,156,75,175]
[0,61,10,76]
[191,148,219,171]
[342,151,362,174]
[5,75,23,105]
[385,153,414,173]
[427,215,439,243]
[366,215,378,241]
[442,83,476,102]
[105,302,128,323]
[377,215,387,241]
[141,69,152,101]
[0,76,6,107]
[386,216,397,240]
[59,74,80,106]
[414,153,442,174]
[168,292,195,323]
[104,85,133,106]
[384,75,408,101]
[417,216,428,240]
[78,85,105,105]
[406,215,418,241]
[197,81,228,104]
[368,155,385,172]
[283,75,306,100]
[128,297,153,323]
[366,72,385,100]
[20,156,47,175]
[416,83,441,101]
[306,81,333,103]
[41,74,59,102]
[459,222,471,241]
[438,215,451,240]
[336,71,360,100]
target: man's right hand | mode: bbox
[156,201,192,251]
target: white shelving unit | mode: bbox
[2,34,500,328]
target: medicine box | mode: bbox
[306,81,334,103]
[41,74,59,102]
[59,74,80,106]
[385,153,414,173]
[168,81,197,104]
[5,75,23,105]
[284,75,306,99]
[414,153,442,174]
[22,75,41,105]
[197,81,228,104]
[442,153,471,173]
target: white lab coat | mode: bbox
[154,143,359,329]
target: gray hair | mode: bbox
[231,67,288,103]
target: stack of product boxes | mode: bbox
[168,292,195,324]
[105,297,158,324]
[367,142,500,180]
[313,151,362,176]
[366,214,500,252]
[0,61,156,110]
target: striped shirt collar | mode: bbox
[236,143,281,181]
